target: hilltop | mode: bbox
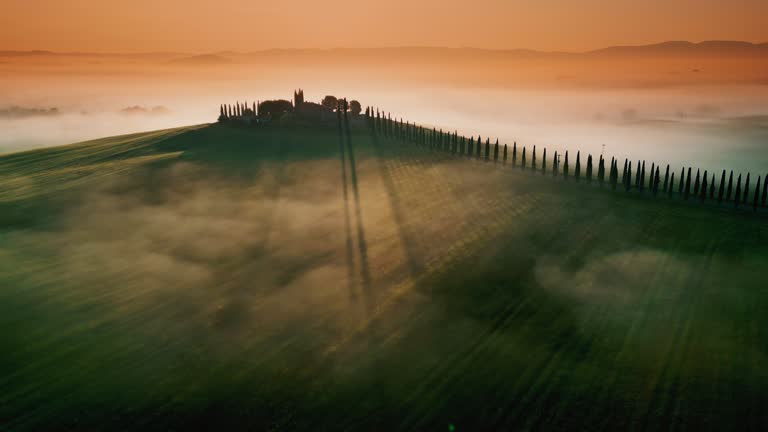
[1,122,767,430]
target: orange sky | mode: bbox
[2,0,767,53]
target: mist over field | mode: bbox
[1,50,768,172]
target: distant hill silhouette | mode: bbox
[3,41,767,61]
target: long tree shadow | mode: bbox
[340,119,373,311]
[369,131,425,280]
[338,123,357,302]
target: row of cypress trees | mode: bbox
[364,108,767,212]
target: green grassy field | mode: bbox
[1,122,767,430]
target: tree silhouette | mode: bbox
[734,174,742,208]
[494,139,499,161]
[726,171,734,201]
[635,161,641,188]
[522,146,527,169]
[552,151,558,177]
[700,171,708,201]
[639,161,646,191]
[503,143,507,162]
[653,166,661,196]
[626,161,632,191]
[532,146,537,169]
[668,172,675,197]
[476,135,482,158]
[321,95,338,111]
[754,176,762,211]
[542,148,547,174]
[349,100,362,115]
[718,170,725,203]
[484,138,490,160]
[684,168,692,200]
[621,159,628,187]
[575,152,582,182]
[663,165,670,193]
[678,168,684,195]
[512,142,517,165]
[693,169,701,197]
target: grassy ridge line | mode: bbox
[0,125,206,202]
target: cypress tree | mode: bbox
[678,168,685,195]
[503,143,507,162]
[684,168,692,200]
[622,159,628,187]
[762,174,768,207]
[494,139,499,161]
[512,142,518,165]
[649,163,655,190]
[709,174,715,200]
[485,138,490,160]
[552,151,558,177]
[639,161,646,191]
[754,176,761,212]
[564,151,570,178]
[726,171,733,201]
[669,173,675,197]
[476,136,482,158]
[718,170,725,203]
[466,136,473,156]
[532,146,537,169]
[700,171,708,201]
[653,166,661,196]
[521,147,527,169]
[575,151,581,182]
[542,148,547,174]
[598,156,604,184]
[693,169,700,197]
[626,161,632,191]
[635,161,641,188]
[734,174,742,208]
[663,165,670,193]
[610,160,617,189]
[744,173,751,203]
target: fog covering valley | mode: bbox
[2,48,768,173]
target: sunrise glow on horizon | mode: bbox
[2,0,767,53]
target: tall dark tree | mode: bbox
[512,142,518,165]
[653,166,661,196]
[734,174,743,208]
[718,170,726,203]
[542,148,547,174]
[684,168,692,200]
[532,146,537,169]
[668,172,675,197]
[678,168,685,195]
[635,161,642,188]
[663,165,670,193]
[494,139,499,161]
[700,171,708,201]
[622,159,628,187]
[563,151,570,178]
[476,135,482,158]
[626,161,632,191]
[521,147,527,169]
[726,171,734,201]
[639,161,646,191]
[575,152,581,182]
[466,136,473,156]
[503,143,508,162]
[552,151,558,177]
[754,176,762,212]
[693,169,701,197]
[485,138,491,160]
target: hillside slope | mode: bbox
[1,123,767,430]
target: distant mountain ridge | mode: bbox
[2,41,767,61]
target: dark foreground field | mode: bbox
[1,123,767,431]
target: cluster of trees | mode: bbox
[321,96,362,115]
[363,108,768,212]
[218,93,363,123]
